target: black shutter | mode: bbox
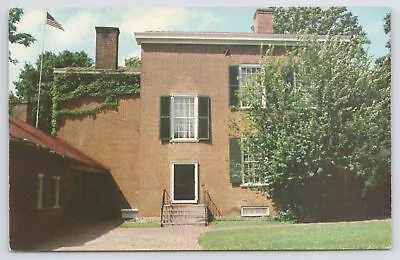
[198,96,210,140]
[229,65,240,107]
[160,96,171,140]
[229,137,242,185]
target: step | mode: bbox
[161,204,208,226]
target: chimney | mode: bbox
[95,27,120,69]
[11,101,32,124]
[253,8,274,34]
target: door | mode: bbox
[171,162,198,203]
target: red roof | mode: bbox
[9,116,108,172]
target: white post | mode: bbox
[35,10,47,128]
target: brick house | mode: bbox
[54,9,303,220]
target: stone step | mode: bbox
[162,204,208,226]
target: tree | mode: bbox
[8,92,21,115]
[375,12,391,65]
[14,50,93,133]
[383,13,391,49]
[271,7,367,40]
[9,8,36,64]
[124,56,141,68]
[240,36,390,222]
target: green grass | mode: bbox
[210,217,283,228]
[199,219,391,250]
[119,221,160,228]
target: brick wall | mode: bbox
[57,44,287,217]
[138,44,287,216]
[57,96,141,210]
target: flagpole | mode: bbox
[35,10,46,128]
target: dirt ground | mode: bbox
[35,222,209,251]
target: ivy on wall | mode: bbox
[51,69,140,135]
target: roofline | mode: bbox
[53,68,140,75]
[134,32,344,46]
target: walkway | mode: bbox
[36,222,208,251]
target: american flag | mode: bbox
[46,12,64,31]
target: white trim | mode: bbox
[53,68,140,75]
[52,176,61,209]
[134,32,339,46]
[238,64,266,109]
[37,173,44,209]
[170,95,198,142]
[241,206,270,217]
[171,161,198,204]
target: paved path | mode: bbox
[36,222,208,251]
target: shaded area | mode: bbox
[9,117,130,250]
[271,167,391,223]
[35,221,123,251]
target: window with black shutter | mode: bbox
[159,95,210,142]
[229,137,242,185]
[198,96,210,140]
[160,96,171,140]
[229,65,240,107]
[229,64,264,108]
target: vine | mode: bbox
[51,69,140,135]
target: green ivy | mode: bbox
[51,69,140,135]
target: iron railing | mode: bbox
[204,189,222,221]
[160,189,172,227]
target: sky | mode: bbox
[8,6,390,94]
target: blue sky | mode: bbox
[8,6,390,93]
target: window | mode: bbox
[160,95,210,141]
[37,173,44,209]
[172,96,196,139]
[229,137,265,187]
[239,65,261,108]
[242,140,263,185]
[52,176,61,209]
[229,64,264,108]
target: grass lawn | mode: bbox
[199,219,391,250]
[119,221,160,228]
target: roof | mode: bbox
[9,116,109,172]
[134,31,332,46]
[53,66,140,74]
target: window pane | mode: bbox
[240,65,261,108]
[173,96,195,139]
[242,142,261,185]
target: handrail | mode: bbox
[160,189,172,227]
[204,189,222,221]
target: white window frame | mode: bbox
[240,139,266,187]
[171,161,198,204]
[37,173,44,209]
[170,94,199,142]
[238,64,265,109]
[52,176,61,209]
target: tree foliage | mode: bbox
[240,36,391,222]
[14,50,93,133]
[8,8,36,64]
[51,71,140,135]
[272,7,367,40]
[8,92,21,115]
[124,56,141,68]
